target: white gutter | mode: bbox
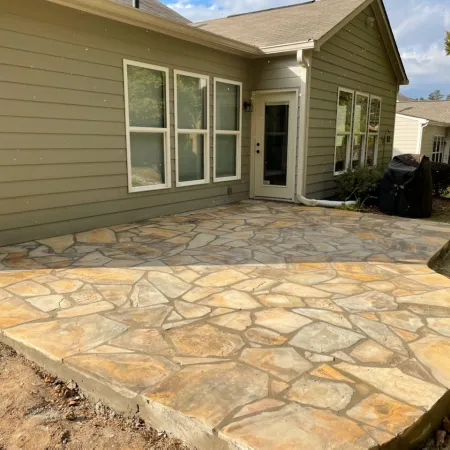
[295,50,356,208]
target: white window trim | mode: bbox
[174,69,210,187]
[213,77,243,182]
[334,87,354,176]
[123,59,171,193]
[432,135,446,163]
[351,91,370,169]
[367,95,382,167]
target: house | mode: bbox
[394,101,450,163]
[0,0,408,246]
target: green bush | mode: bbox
[431,162,450,198]
[335,167,384,204]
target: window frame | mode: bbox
[174,69,210,187]
[213,77,243,182]
[334,87,355,175]
[366,95,382,167]
[350,91,370,169]
[123,59,171,193]
[432,135,446,163]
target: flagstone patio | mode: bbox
[1,200,450,449]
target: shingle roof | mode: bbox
[398,93,413,102]
[110,0,191,24]
[397,101,450,127]
[193,0,368,48]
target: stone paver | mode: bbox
[1,200,450,449]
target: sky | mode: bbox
[162,0,450,100]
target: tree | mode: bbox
[429,90,444,101]
[447,94,450,101]
[446,31,450,55]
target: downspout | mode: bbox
[417,119,429,155]
[295,49,356,208]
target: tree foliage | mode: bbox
[446,31,450,55]
[335,167,384,204]
[428,90,445,101]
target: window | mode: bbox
[432,136,445,163]
[214,78,242,181]
[367,96,381,167]
[334,88,354,174]
[174,70,210,186]
[334,88,382,174]
[123,60,171,192]
[351,93,369,169]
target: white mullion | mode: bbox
[177,129,208,135]
[129,127,168,133]
[215,130,240,136]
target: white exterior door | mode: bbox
[253,91,297,200]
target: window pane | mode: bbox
[335,135,348,173]
[216,134,237,178]
[337,91,353,133]
[127,65,166,128]
[369,98,381,132]
[354,95,369,134]
[177,74,207,130]
[352,135,365,169]
[178,134,205,182]
[264,104,289,186]
[130,132,165,187]
[216,82,240,131]
[367,135,378,167]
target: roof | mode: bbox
[194,0,368,48]
[398,93,413,102]
[109,0,190,24]
[397,101,450,127]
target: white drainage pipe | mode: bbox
[297,195,357,208]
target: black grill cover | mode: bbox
[379,154,433,218]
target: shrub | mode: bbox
[335,167,384,204]
[431,162,450,198]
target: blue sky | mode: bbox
[162,0,450,99]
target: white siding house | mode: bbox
[394,101,450,163]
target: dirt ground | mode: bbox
[0,343,190,450]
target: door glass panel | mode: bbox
[264,103,289,186]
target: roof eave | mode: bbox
[373,0,409,85]
[257,40,317,57]
[44,0,262,58]
[397,113,450,128]
[315,0,408,86]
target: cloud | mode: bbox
[161,0,450,96]
[165,0,304,21]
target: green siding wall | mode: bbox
[0,0,252,245]
[306,6,398,200]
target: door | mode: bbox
[253,91,297,200]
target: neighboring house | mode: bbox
[0,0,408,246]
[394,101,450,163]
